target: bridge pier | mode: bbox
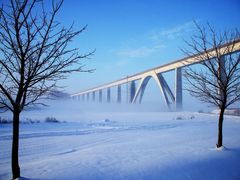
[138,77,150,103]
[132,76,150,104]
[175,68,182,110]
[71,40,240,110]
[77,69,182,109]
[157,73,175,109]
[107,88,111,103]
[132,71,176,110]
[92,91,96,102]
[117,85,121,103]
[218,56,227,102]
[87,93,90,101]
[129,81,136,103]
[99,90,102,103]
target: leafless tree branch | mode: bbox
[182,22,240,148]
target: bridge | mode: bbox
[71,39,240,110]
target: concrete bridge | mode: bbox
[71,39,240,110]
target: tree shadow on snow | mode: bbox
[127,148,240,180]
[19,177,44,180]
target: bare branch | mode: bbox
[0,0,94,112]
[183,22,240,110]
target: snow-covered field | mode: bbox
[1,101,240,180]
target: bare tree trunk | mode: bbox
[12,110,20,179]
[216,107,225,148]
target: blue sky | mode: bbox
[57,0,240,96]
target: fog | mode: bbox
[0,95,213,123]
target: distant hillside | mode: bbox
[47,90,70,99]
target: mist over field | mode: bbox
[0,97,212,123]
[1,97,240,180]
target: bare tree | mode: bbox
[0,0,94,179]
[183,23,240,148]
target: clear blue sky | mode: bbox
[56,0,240,94]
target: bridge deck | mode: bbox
[72,39,240,96]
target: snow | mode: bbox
[1,101,240,180]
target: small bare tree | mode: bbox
[183,23,240,148]
[0,0,94,179]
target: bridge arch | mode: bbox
[71,39,240,111]
[132,71,174,109]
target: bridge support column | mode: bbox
[132,77,150,104]
[218,56,226,80]
[92,91,95,102]
[175,68,182,110]
[82,94,85,101]
[138,78,149,103]
[117,85,121,103]
[157,74,175,108]
[218,56,226,102]
[107,88,111,103]
[129,81,136,103]
[99,90,102,103]
[132,71,174,110]
[87,93,90,101]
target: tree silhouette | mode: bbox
[183,23,240,148]
[0,0,94,178]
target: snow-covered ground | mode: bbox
[1,101,240,180]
